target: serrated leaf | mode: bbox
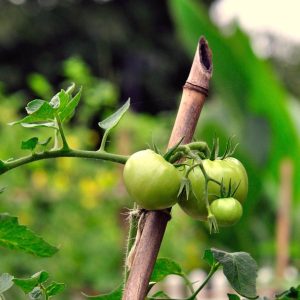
[46,282,65,297]
[0,273,14,293]
[203,249,216,266]
[83,284,122,299]
[150,258,183,283]
[98,99,130,131]
[21,137,39,151]
[29,287,43,299]
[211,248,258,299]
[227,294,241,300]
[0,213,58,257]
[59,88,82,122]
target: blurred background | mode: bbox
[0,0,300,298]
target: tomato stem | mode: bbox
[124,205,140,284]
[187,262,220,299]
[0,148,128,175]
[55,113,69,150]
[99,129,110,152]
[184,148,220,233]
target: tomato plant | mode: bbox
[123,149,181,210]
[0,84,295,300]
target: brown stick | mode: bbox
[275,158,293,279]
[122,37,213,300]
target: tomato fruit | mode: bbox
[123,149,181,210]
[210,197,243,226]
[178,157,248,220]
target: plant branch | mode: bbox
[187,262,220,300]
[55,114,69,150]
[99,129,110,152]
[147,263,220,300]
[0,148,128,175]
[124,205,140,283]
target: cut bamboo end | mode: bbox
[184,37,213,95]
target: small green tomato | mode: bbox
[210,197,243,226]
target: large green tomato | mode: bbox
[123,149,181,210]
[210,197,243,226]
[178,157,248,220]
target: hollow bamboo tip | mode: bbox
[186,36,213,93]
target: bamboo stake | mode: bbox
[275,158,293,280]
[122,37,213,300]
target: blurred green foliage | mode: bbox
[169,0,300,262]
[0,0,300,298]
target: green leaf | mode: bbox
[50,90,70,111]
[0,273,14,293]
[227,294,241,300]
[276,285,300,299]
[46,282,65,297]
[35,271,50,284]
[13,272,47,294]
[0,213,58,257]
[25,101,54,119]
[211,248,258,299]
[9,100,55,127]
[83,284,122,299]
[21,137,39,151]
[203,249,216,266]
[26,100,46,114]
[0,187,5,194]
[98,99,130,131]
[59,88,82,122]
[150,258,183,283]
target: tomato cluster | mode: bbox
[178,157,248,225]
[123,144,248,229]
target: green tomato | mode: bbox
[123,149,181,210]
[210,197,243,226]
[178,157,248,220]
